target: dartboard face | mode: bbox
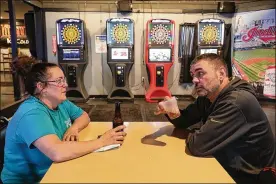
[200,24,219,44]
[61,24,82,44]
[150,24,171,45]
[198,22,223,46]
[111,23,130,44]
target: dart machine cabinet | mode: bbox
[106,18,134,102]
[56,18,88,101]
[196,19,225,56]
[145,19,175,103]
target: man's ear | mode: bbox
[219,66,227,78]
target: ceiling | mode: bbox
[0,1,33,19]
[0,0,275,19]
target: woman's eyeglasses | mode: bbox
[43,77,67,87]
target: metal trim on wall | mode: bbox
[34,8,48,62]
[7,0,21,100]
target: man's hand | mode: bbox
[63,126,79,141]
[154,96,171,115]
[154,96,181,119]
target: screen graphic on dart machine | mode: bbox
[62,49,81,60]
[200,48,218,54]
[149,48,171,62]
[198,22,223,46]
[111,48,129,60]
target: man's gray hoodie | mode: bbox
[167,77,275,183]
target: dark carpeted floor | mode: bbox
[89,104,143,122]
[142,103,168,122]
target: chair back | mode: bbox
[0,116,9,175]
[259,167,276,184]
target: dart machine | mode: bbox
[106,18,134,102]
[56,18,88,101]
[196,19,225,56]
[145,19,175,103]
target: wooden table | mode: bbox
[41,122,235,183]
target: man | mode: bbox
[155,53,275,184]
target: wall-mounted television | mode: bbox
[149,48,172,62]
[111,48,129,60]
[200,49,218,55]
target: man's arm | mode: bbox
[165,97,205,129]
[186,102,248,157]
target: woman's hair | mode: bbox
[11,56,58,96]
[11,55,37,77]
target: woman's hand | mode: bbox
[98,125,127,146]
[63,126,79,141]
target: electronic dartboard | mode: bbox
[199,23,222,45]
[106,18,135,102]
[61,24,82,45]
[145,19,175,103]
[56,18,88,101]
[197,19,225,55]
[111,23,131,44]
[149,23,172,46]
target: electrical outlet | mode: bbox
[141,77,145,83]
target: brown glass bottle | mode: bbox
[112,102,124,130]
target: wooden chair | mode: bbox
[1,53,12,80]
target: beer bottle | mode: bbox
[112,102,124,130]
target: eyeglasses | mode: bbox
[43,77,67,87]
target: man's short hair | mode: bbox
[190,53,228,76]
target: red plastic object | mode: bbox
[144,19,175,103]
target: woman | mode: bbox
[1,57,126,183]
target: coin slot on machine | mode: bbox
[196,19,225,56]
[106,18,134,102]
[115,65,125,87]
[145,19,175,103]
[56,18,88,101]
[67,65,77,87]
[156,66,164,87]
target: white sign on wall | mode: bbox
[263,66,276,99]
[95,35,107,53]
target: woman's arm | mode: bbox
[62,101,90,141]
[63,111,90,141]
[70,111,90,132]
[33,125,126,162]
